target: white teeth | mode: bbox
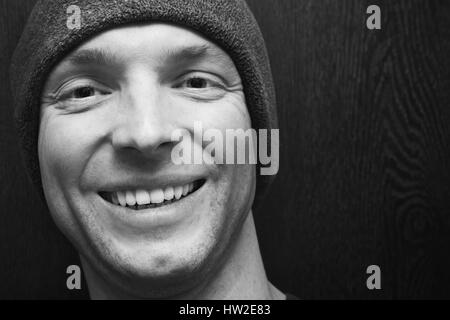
[109,182,201,207]
[150,189,164,204]
[117,191,127,207]
[112,193,119,205]
[182,185,189,196]
[174,186,183,199]
[164,187,175,201]
[136,189,151,205]
[125,191,136,206]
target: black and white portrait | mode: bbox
[0,0,449,302]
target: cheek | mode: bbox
[211,164,255,249]
[175,93,251,130]
[231,163,256,209]
[38,112,101,191]
[213,95,251,129]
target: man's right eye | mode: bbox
[64,85,111,100]
[56,80,112,102]
[46,78,114,112]
[71,86,97,99]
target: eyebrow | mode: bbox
[163,44,210,63]
[66,48,123,67]
[162,44,237,74]
[65,43,237,75]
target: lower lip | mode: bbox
[98,181,207,229]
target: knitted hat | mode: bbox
[10,0,278,209]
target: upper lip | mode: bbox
[92,173,206,193]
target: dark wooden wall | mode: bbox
[1,0,449,299]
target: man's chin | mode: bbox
[82,242,215,298]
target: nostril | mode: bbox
[111,121,173,156]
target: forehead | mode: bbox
[58,23,237,72]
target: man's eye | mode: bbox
[173,74,228,101]
[185,77,209,89]
[177,74,225,90]
[71,86,97,99]
[49,81,113,110]
[66,85,111,100]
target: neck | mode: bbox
[81,211,285,300]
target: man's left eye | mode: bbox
[176,73,225,91]
[181,77,214,89]
[174,74,228,101]
[185,77,209,89]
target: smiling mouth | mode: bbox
[99,179,206,210]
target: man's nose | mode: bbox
[111,77,175,157]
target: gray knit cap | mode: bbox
[10,0,278,209]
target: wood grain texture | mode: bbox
[247,0,450,299]
[1,0,449,299]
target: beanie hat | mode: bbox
[10,0,278,209]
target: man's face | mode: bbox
[39,23,255,296]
